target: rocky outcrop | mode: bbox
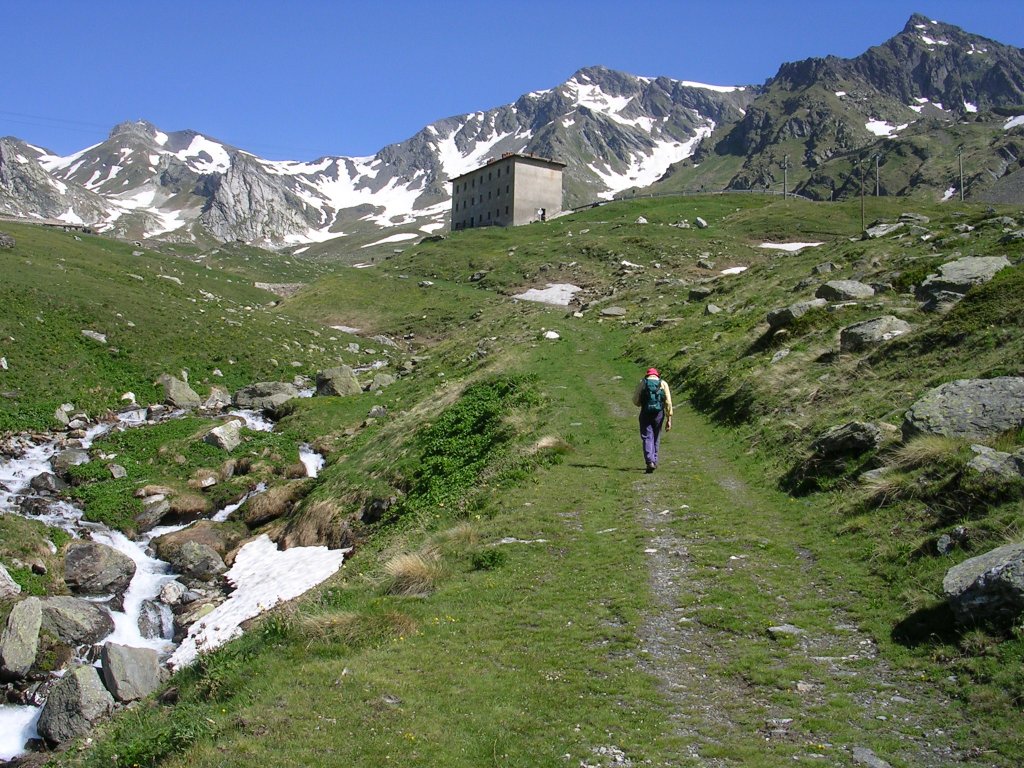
[63,540,136,607]
[809,422,884,460]
[37,664,114,745]
[902,377,1024,440]
[100,642,163,702]
[916,255,1011,310]
[162,542,227,585]
[156,374,202,409]
[0,597,42,679]
[967,445,1024,478]
[315,366,362,397]
[814,280,874,301]
[839,316,913,352]
[943,542,1024,625]
[766,298,827,330]
[234,381,299,412]
[0,562,21,600]
[38,596,115,646]
[204,420,242,452]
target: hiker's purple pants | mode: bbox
[639,410,664,466]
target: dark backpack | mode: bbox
[642,378,664,414]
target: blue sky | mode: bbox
[3,1,1022,160]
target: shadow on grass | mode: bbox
[891,602,962,647]
[567,462,644,473]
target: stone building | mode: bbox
[450,153,565,231]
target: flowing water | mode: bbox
[0,405,334,759]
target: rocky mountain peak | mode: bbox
[109,120,161,141]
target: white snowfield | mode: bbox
[168,535,349,669]
[759,242,823,252]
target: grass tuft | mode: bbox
[381,552,441,596]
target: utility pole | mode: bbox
[782,155,789,200]
[957,145,965,202]
[874,154,881,196]
[858,157,865,232]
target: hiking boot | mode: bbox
[645,462,654,473]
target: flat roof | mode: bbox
[449,152,566,182]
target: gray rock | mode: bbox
[916,256,1010,306]
[367,404,389,420]
[168,542,226,584]
[315,366,361,397]
[852,746,892,768]
[159,580,189,606]
[108,463,127,479]
[839,316,913,353]
[688,286,714,302]
[80,329,107,345]
[234,381,299,411]
[812,261,840,275]
[202,385,232,411]
[766,298,827,330]
[37,664,114,745]
[204,420,242,452]
[369,373,396,391]
[903,377,1024,440]
[696,258,715,270]
[600,306,627,317]
[51,449,90,478]
[694,217,708,229]
[101,642,163,702]
[136,495,171,532]
[768,623,805,638]
[30,472,67,493]
[137,599,167,640]
[898,212,930,225]
[810,422,882,460]
[38,595,114,646]
[156,373,202,409]
[0,563,21,601]
[704,303,722,315]
[967,445,1024,478]
[0,231,15,248]
[635,216,648,224]
[64,540,136,604]
[864,222,904,238]
[815,280,875,301]
[0,597,41,679]
[943,541,1024,624]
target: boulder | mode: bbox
[864,222,904,238]
[135,494,171,532]
[235,381,299,411]
[137,600,167,640]
[898,212,930,224]
[943,542,1024,625]
[688,286,714,302]
[766,299,827,330]
[694,217,708,229]
[0,563,21,600]
[600,306,627,317]
[315,366,361,397]
[704,304,723,316]
[63,540,136,605]
[839,316,913,352]
[38,595,114,646]
[101,642,163,702]
[37,664,114,745]
[30,472,67,493]
[812,261,840,275]
[51,448,90,478]
[903,377,1024,440]
[0,597,42,679]
[159,580,189,606]
[967,445,1024,478]
[916,256,1010,308]
[165,541,226,584]
[202,385,232,411]
[369,373,397,391]
[204,420,242,452]
[809,422,883,460]
[814,280,875,301]
[0,231,15,249]
[156,374,202,409]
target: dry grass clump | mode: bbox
[280,499,355,549]
[381,552,441,596]
[295,610,417,647]
[525,434,572,456]
[891,435,964,471]
[423,522,478,558]
[169,493,212,520]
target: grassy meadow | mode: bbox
[1,193,1023,765]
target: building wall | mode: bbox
[450,156,563,230]
[510,160,563,226]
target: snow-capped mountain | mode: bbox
[0,66,753,248]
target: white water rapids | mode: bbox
[0,406,338,759]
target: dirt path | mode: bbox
[619,405,995,767]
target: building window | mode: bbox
[496,168,500,177]
[505,206,509,214]
[506,185,510,194]
[488,171,492,180]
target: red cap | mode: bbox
[646,368,659,377]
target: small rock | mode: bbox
[81,330,107,344]
[767,623,805,638]
[694,217,708,229]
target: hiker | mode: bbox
[632,367,672,473]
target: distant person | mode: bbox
[632,367,672,473]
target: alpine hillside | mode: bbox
[0,68,752,250]
[657,14,1024,201]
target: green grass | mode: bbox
[6,195,1023,766]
